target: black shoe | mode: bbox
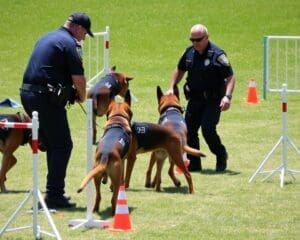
[45,195,76,209]
[216,152,228,172]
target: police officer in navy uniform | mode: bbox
[20,12,94,208]
[167,24,235,172]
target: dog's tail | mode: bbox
[183,145,206,157]
[77,164,106,193]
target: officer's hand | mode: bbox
[68,88,76,105]
[220,96,231,111]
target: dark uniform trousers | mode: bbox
[20,90,73,197]
[185,98,226,169]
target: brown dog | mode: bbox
[145,85,206,193]
[0,112,32,193]
[77,90,132,215]
[125,121,206,193]
[87,66,133,143]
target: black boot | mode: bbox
[216,152,228,172]
[188,157,202,172]
[44,194,76,209]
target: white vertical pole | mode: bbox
[276,40,279,89]
[86,99,94,219]
[103,26,110,75]
[295,41,298,89]
[31,111,39,238]
[280,84,288,187]
[285,40,288,84]
[88,38,92,81]
[68,99,110,229]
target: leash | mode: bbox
[78,102,87,115]
[78,102,101,128]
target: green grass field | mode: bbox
[0,0,299,239]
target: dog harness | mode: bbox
[89,74,121,114]
[158,107,187,141]
[159,107,185,125]
[131,122,154,149]
[90,74,120,99]
[101,124,131,159]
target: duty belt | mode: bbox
[189,91,220,100]
[20,83,48,93]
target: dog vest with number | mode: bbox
[101,125,131,159]
[90,74,120,99]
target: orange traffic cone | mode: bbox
[175,153,190,174]
[246,79,259,104]
[110,185,133,232]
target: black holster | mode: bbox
[48,84,73,107]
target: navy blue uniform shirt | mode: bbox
[23,27,83,87]
[178,41,233,94]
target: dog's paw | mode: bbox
[175,180,181,187]
[77,188,83,193]
[101,173,108,184]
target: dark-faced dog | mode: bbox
[0,112,32,193]
[125,121,206,193]
[77,90,132,215]
[144,85,206,193]
[87,66,133,143]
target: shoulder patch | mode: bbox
[217,54,230,66]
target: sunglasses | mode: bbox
[189,36,206,42]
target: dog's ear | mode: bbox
[156,86,163,102]
[110,66,116,73]
[125,90,131,106]
[173,84,180,99]
[126,76,134,82]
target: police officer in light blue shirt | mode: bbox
[167,24,235,172]
[20,12,94,208]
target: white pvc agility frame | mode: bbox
[249,84,300,187]
[263,36,300,100]
[0,111,62,239]
[68,99,110,229]
[86,26,110,88]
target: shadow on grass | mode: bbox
[126,187,155,192]
[126,185,190,194]
[200,169,241,175]
[94,206,137,219]
[1,189,30,194]
[61,203,137,220]
[62,206,113,220]
[162,185,189,194]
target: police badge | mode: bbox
[204,58,210,66]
